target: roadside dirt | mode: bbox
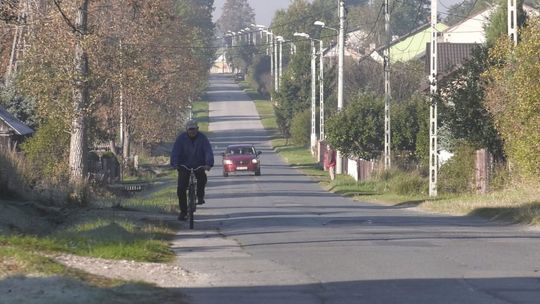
[0,198,208,303]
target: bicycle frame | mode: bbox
[179,165,205,229]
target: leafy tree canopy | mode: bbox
[217,0,255,33]
[325,93,384,160]
[484,19,540,178]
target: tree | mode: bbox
[69,0,90,184]
[217,0,255,33]
[443,0,491,26]
[348,0,430,43]
[439,46,504,160]
[325,93,384,160]
[273,48,312,139]
[485,0,526,46]
[14,0,215,188]
[484,19,540,179]
[391,94,427,156]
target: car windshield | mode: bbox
[227,147,254,155]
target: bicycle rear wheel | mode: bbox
[188,184,195,229]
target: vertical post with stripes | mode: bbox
[319,40,325,141]
[429,0,438,197]
[336,0,345,174]
[383,0,391,170]
[310,39,317,155]
[508,0,518,46]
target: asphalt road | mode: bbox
[172,74,540,304]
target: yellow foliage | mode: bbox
[484,19,540,178]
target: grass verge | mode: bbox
[0,218,175,263]
[242,81,540,226]
[193,98,210,133]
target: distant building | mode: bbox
[210,49,232,74]
[358,23,449,65]
[0,106,34,150]
[441,5,539,44]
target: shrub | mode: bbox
[439,142,476,193]
[21,119,70,182]
[389,171,428,196]
[373,168,428,196]
[290,109,311,146]
[0,148,31,199]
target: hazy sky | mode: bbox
[213,0,465,26]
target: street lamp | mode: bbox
[276,36,285,90]
[314,21,338,33]
[251,24,267,43]
[313,21,333,142]
[244,27,254,45]
[294,32,319,156]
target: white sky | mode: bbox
[212,0,465,26]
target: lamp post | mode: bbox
[294,32,319,155]
[336,0,345,174]
[251,24,267,44]
[314,21,338,141]
[276,36,284,89]
[274,32,279,93]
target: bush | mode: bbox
[0,148,31,199]
[290,109,311,146]
[389,171,428,195]
[439,142,476,193]
[22,119,70,182]
[373,169,428,196]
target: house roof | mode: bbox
[358,23,448,64]
[424,43,480,75]
[419,42,480,92]
[0,106,34,136]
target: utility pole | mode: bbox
[314,20,338,140]
[278,36,283,89]
[319,39,325,141]
[294,32,319,155]
[383,0,391,170]
[336,0,345,174]
[270,31,274,86]
[274,33,279,92]
[429,0,438,197]
[508,0,518,46]
[310,39,317,155]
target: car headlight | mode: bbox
[224,160,233,165]
[251,159,258,164]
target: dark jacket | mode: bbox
[170,132,214,169]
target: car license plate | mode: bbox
[237,166,248,170]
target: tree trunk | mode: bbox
[69,0,89,185]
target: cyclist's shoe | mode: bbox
[197,198,206,205]
[177,213,187,221]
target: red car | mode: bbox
[222,144,262,177]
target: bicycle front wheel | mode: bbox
[188,184,195,229]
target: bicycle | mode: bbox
[178,165,205,229]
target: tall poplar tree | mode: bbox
[217,0,255,33]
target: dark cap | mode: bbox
[186,119,199,130]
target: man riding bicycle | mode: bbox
[170,119,214,221]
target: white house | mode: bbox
[324,29,374,60]
[210,50,232,74]
[442,4,539,44]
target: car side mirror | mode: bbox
[257,151,262,156]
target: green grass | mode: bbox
[240,78,540,226]
[0,246,66,276]
[193,99,209,133]
[0,218,175,263]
